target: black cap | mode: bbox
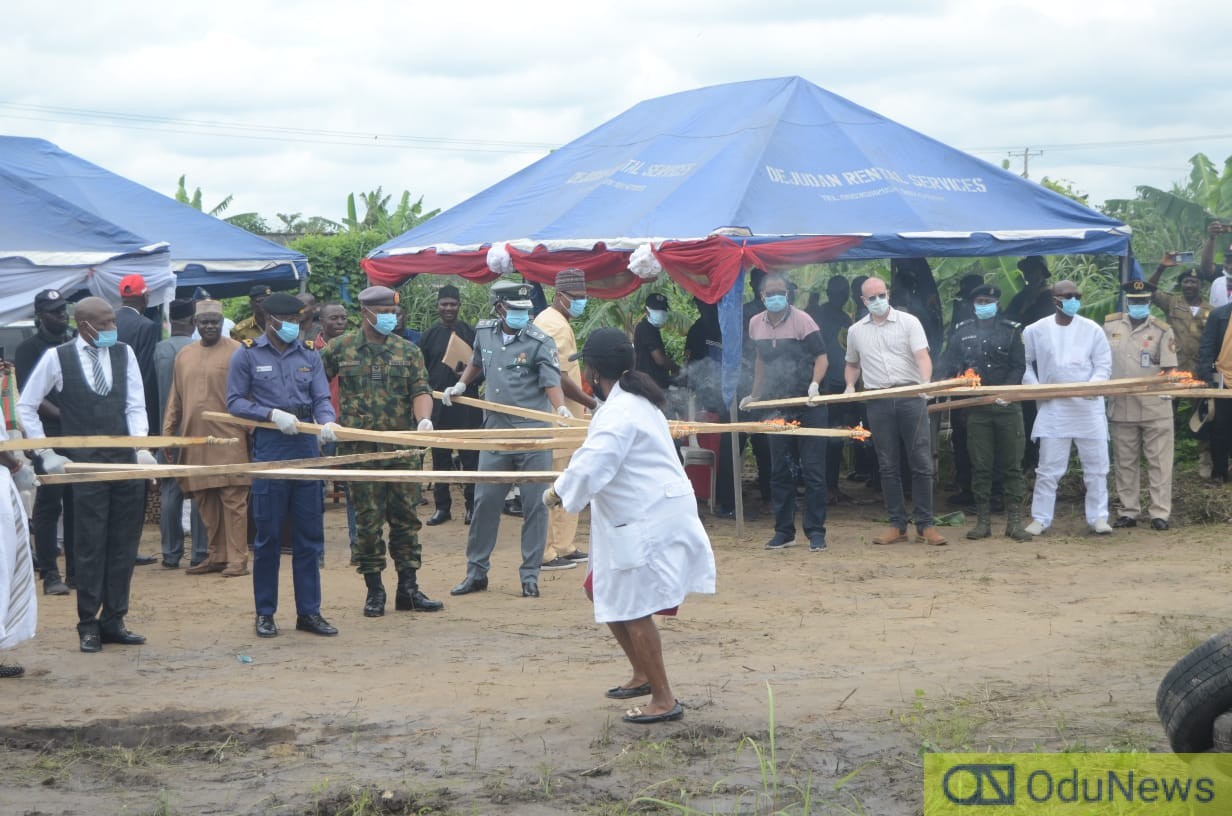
[263,292,304,317]
[958,273,985,297]
[645,293,670,310]
[249,284,273,299]
[569,327,634,377]
[970,284,1002,300]
[1017,256,1050,277]
[438,284,461,301]
[169,298,195,320]
[1122,278,1156,296]
[34,289,66,312]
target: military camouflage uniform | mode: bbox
[230,315,265,343]
[1151,291,1210,372]
[320,332,432,574]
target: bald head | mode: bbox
[861,277,888,299]
[1052,279,1079,299]
[74,297,116,347]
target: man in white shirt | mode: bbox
[16,297,156,653]
[1021,280,1114,536]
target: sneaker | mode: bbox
[563,550,589,562]
[1023,520,1046,536]
[765,535,796,550]
[808,537,827,552]
[1091,517,1113,535]
[541,557,578,571]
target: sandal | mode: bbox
[623,701,684,724]
[606,683,651,700]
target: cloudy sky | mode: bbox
[4,0,1231,229]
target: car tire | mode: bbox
[1213,712,1232,753]
[1157,630,1232,752]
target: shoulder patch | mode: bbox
[476,319,499,329]
[1151,317,1171,331]
[1000,319,1022,329]
[523,325,549,342]
[304,339,315,350]
[954,318,975,331]
[1104,312,1123,323]
[242,338,255,348]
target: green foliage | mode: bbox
[290,231,387,305]
[341,187,440,239]
[173,174,267,234]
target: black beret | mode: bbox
[970,284,1002,300]
[249,285,273,299]
[263,292,304,316]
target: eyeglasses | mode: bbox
[864,293,888,302]
[1054,294,1080,301]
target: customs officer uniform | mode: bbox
[226,292,338,638]
[320,286,443,617]
[450,281,561,597]
[1104,279,1178,529]
[937,284,1029,540]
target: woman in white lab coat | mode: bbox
[0,390,39,678]
[545,328,716,724]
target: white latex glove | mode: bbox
[843,385,855,395]
[738,395,754,411]
[40,451,71,475]
[994,398,1010,407]
[556,404,573,419]
[417,417,434,432]
[11,463,39,491]
[136,449,158,467]
[319,422,342,444]
[270,409,299,435]
[441,382,466,406]
[807,382,821,401]
[542,486,562,509]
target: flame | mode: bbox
[761,418,801,428]
[844,422,872,440]
[960,368,983,387]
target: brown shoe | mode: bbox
[185,562,226,575]
[220,563,250,577]
[872,526,908,545]
[917,527,948,546]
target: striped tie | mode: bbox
[86,346,110,396]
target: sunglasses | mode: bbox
[864,293,888,302]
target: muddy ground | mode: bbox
[1,467,1229,816]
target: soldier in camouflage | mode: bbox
[320,286,444,618]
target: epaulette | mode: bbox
[522,324,549,343]
[953,318,975,331]
[242,338,256,348]
[1001,318,1022,329]
[476,318,500,329]
[1104,312,1123,323]
[1151,316,1171,331]
[304,339,315,350]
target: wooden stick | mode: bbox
[47,468,561,485]
[41,449,421,485]
[968,374,1194,398]
[431,390,590,427]
[743,376,979,410]
[0,435,239,452]
[671,421,870,439]
[928,380,1206,413]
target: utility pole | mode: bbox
[1008,147,1043,179]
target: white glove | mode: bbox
[270,409,299,435]
[542,486,562,509]
[319,422,342,444]
[556,404,573,419]
[417,417,434,432]
[738,395,754,411]
[843,385,855,395]
[807,382,821,401]
[441,382,466,406]
[11,463,39,491]
[994,398,1010,407]
[136,449,158,467]
[40,451,71,475]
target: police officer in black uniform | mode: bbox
[937,284,1030,541]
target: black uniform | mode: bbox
[418,320,482,514]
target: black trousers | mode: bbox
[430,447,478,511]
[32,482,74,581]
[1212,398,1232,480]
[73,479,145,635]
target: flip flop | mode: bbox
[606,683,652,700]
[623,701,684,724]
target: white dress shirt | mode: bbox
[1022,314,1112,441]
[1209,275,1231,308]
[16,337,148,441]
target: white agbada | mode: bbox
[0,422,36,652]
[1022,314,1112,440]
[554,383,716,624]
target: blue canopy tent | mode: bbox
[0,136,308,300]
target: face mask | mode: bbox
[1127,303,1151,320]
[1058,298,1081,318]
[503,309,530,330]
[369,312,397,335]
[273,318,301,344]
[93,329,118,348]
[647,309,668,328]
[567,297,587,319]
[973,302,998,320]
[763,294,788,313]
[866,296,890,317]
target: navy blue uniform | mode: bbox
[227,335,336,618]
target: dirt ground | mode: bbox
[1,469,1230,816]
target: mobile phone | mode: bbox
[1173,251,1195,263]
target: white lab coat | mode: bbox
[1022,314,1112,440]
[0,422,35,652]
[554,383,716,623]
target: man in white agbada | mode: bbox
[1021,279,1114,535]
[0,393,40,678]
[544,329,715,725]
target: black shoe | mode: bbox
[425,509,452,526]
[161,560,180,569]
[43,577,70,596]
[255,615,278,638]
[464,508,474,525]
[522,581,540,598]
[363,575,386,618]
[564,550,589,563]
[450,575,488,596]
[134,554,158,566]
[541,557,578,571]
[79,632,101,653]
[1112,516,1137,529]
[503,497,523,517]
[396,588,444,612]
[296,614,338,636]
[1151,518,1170,531]
[99,628,146,645]
[0,663,24,678]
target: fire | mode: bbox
[761,418,801,428]
[960,368,983,387]
[1163,370,1205,387]
[844,422,872,440]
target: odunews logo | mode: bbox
[925,753,1229,814]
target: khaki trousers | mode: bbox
[194,486,250,567]
[543,448,580,561]
[1110,418,1173,521]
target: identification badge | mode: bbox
[1140,350,1151,368]
[370,365,384,383]
[256,365,273,372]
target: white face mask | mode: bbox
[866,295,890,316]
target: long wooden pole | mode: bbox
[40,449,421,485]
[928,379,1207,413]
[0,435,239,452]
[430,391,590,427]
[743,376,979,410]
[46,467,561,485]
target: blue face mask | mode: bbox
[370,312,398,335]
[764,294,789,313]
[273,318,301,344]
[1127,303,1151,320]
[503,309,530,330]
[1059,298,1081,317]
[93,329,118,348]
[647,309,668,328]
[567,297,587,319]
[973,302,998,320]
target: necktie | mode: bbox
[85,346,110,396]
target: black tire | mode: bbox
[1157,630,1232,752]
[1213,712,1232,753]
